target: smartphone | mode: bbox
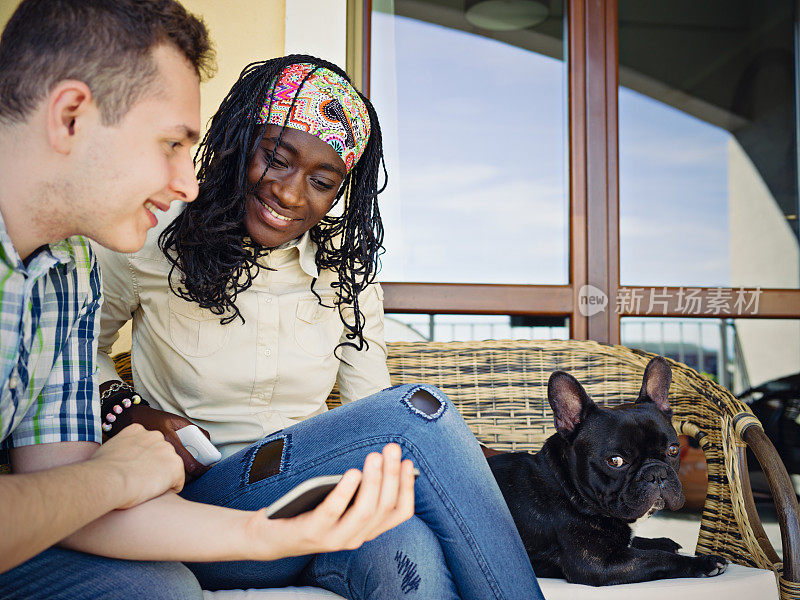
[265,468,420,520]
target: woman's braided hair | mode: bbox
[159,54,386,352]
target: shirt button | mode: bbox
[265,297,272,303]
[264,349,272,357]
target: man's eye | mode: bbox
[606,455,626,468]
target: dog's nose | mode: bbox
[645,465,668,484]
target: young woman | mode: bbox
[95,55,544,599]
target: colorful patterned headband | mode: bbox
[257,63,370,173]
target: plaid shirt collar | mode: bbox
[0,209,77,279]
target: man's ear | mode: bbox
[46,80,94,154]
[548,371,595,438]
[636,356,673,414]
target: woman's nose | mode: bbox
[272,172,303,207]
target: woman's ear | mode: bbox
[46,80,94,154]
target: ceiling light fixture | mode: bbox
[465,0,550,31]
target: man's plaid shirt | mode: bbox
[0,211,102,450]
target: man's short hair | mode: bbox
[0,0,215,126]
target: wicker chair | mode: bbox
[330,339,798,600]
[114,339,800,599]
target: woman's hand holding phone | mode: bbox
[243,443,416,559]
[109,404,213,481]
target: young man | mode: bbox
[0,2,414,598]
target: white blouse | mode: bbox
[94,213,391,458]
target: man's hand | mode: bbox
[91,424,186,509]
[111,404,212,481]
[242,443,416,560]
[58,444,415,564]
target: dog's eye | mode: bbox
[668,444,680,457]
[606,455,626,468]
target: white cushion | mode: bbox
[537,563,777,600]
[203,563,776,600]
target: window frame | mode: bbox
[353,0,800,344]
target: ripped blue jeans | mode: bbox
[180,384,544,600]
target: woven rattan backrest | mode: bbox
[329,339,709,452]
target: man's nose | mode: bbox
[170,155,199,203]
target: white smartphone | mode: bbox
[265,468,420,520]
[174,424,222,466]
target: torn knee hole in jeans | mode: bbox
[405,388,445,419]
[409,389,440,415]
[247,438,285,484]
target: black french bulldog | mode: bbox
[488,356,728,586]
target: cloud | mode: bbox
[379,167,568,283]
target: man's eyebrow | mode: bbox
[167,125,200,144]
[263,136,345,178]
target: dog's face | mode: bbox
[548,357,685,521]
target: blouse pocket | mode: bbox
[168,296,231,357]
[294,298,342,358]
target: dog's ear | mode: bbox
[548,371,595,438]
[636,356,672,414]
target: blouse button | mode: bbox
[264,349,272,357]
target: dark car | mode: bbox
[738,372,800,499]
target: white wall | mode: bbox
[729,138,800,386]
[284,0,348,69]
[183,0,286,137]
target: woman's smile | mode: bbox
[253,193,302,225]
[258,198,299,222]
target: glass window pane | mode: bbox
[618,0,800,289]
[622,317,734,385]
[385,313,568,342]
[371,0,568,284]
[621,317,800,395]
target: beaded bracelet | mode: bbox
[100,381,149,434]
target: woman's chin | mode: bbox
[244,210,291,249]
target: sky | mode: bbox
[370,12,733,288]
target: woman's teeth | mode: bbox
[261,200,294,222]
[144,200,160,215]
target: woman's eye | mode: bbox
[606,456,626,468]
[270,157,287,168]
[668,444,680,457]
[263,149,287,167]
[312,178,334,191]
